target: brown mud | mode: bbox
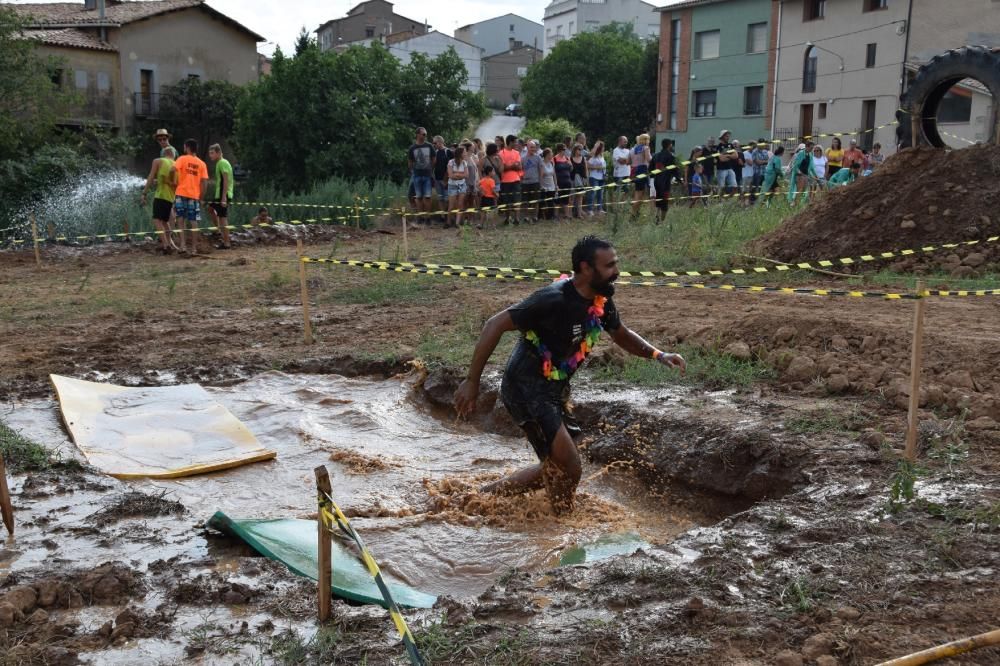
[1,239,998,664]
[756,145,1000,275]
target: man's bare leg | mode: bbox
[481,424,582,514]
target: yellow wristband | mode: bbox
[651,349,663,360]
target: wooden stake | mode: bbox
[354,196,361,230]
[297,238,314,345]
[0,452,13,536]
[314,465,332,622]
[401,208,409,260]
[30,214,41,267]
[904,280,927,461]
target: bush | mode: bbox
[522,118,582,150]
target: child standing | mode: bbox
[479,165,497,229]
[689,163,707,208]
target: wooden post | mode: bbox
[46,222,55,240]
[0,452,13,536]
[354,196,361,230]
[297,238,314,345]
[401,207,409,260]
[911,107,920,149]
[30,214,41,267]
[904,280,927,461]
[314,465,332,622]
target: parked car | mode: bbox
[504,103,523,117]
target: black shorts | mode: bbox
[480,196,496,208]
[210,201,230,217]
[153,198,173,221]
[655,190,670,210]
[521,182,540,205]
[500,374,582,461]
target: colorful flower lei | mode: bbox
[525,294,607,381]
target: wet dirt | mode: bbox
[755,145,1000,274]
[1,239,998,664]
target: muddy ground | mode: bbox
[1,232,998,665]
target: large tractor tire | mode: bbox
[896,45,1000,149]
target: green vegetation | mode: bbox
[588,343,775,390]
[0,421,79,473]
[785,405,872,434]
[778,577,822,613]
[415,619,540,666]
[887,459,923,513]
[521,23,656,144]
[522,117,582,151]
[235,34,487,193]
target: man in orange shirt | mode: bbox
[170,139,209,254]
[842,138,865,170]
[499,134,523,225]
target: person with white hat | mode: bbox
[153,128,175,158]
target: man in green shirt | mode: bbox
[208,143,234,249]
[141,145,178,253]
[828,162,861,188]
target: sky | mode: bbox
[6,0,680,56]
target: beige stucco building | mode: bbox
[771,0,998,152]
[12,0,264,132]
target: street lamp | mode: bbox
[806,41,844,71]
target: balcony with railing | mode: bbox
[62,92,116,126]
[134,92,162,118]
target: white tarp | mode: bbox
[51,375,276,479]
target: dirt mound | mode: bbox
[755,145,1000,275]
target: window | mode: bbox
[569,21,574,35]
[50,68,64,88]
[694,90,717,117]
[818,102,827,119]
[517,66,527,77]
[804,0,826,21]
[861,100,877,150]
[939,87,973,123]
[866,43,877,68]
[744,86,763,115]
[74,69,88,89]
[97,71,110,92]
[694,29,720,60]
[510,23,515,32]
[365,26,375,38]
[865,0,888,10]
[803,46,818,92]
[746,22,767,53]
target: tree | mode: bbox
[521,23,657,145]
[150,77,246,157]
[0,6,74,161]
[235,41,488,192]
[523,117,581,150]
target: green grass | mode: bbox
[785,405,872,435]
[0,421,80,473]
[415,619,542,666]
[588,343,775,390]
[852,270,1000,293]
[324,272,436,306]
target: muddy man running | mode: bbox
[454,236,687,514]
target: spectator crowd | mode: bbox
[405,127,887,228]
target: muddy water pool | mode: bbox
[4,371,712,601]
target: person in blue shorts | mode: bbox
[407,127,435,220]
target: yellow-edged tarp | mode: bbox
[51,374,276,479]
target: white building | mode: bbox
[341,31,484,92]
[455,13,544,58]
[543,0,661,55]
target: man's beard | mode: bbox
[591,275,617,297]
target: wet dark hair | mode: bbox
[482,164,494,175]
[184,138,198,153]
[774,146,785,155]
[505,134,517,147]
[572,236,614,273]
[486,142,499,156]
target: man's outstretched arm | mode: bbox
[454,311,518,415]
[609,325,686,374]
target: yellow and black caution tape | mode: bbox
[305,256,1000,298]
[303,225,1000,280]
[319,492,424,666]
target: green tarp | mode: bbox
[208,511,436,609]
[559,532,648,566]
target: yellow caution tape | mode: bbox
[305,256,1000,298]
[319,495,424,666]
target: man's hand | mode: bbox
[656,352,686,375]
[454,378,480,417]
